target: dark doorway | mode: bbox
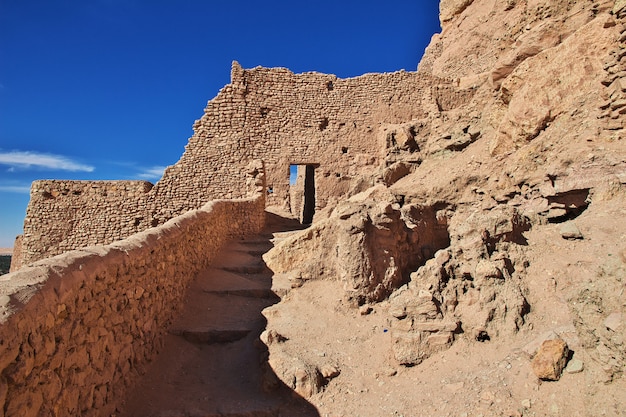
[302,165,315,224]
[289,164,316,224]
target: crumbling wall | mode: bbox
[151,64,442,216]
[17,63,468,267]
[0,194,264,417]
[20,181,154,266]
[8,236,22,274]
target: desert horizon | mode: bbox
[0,248,13,256]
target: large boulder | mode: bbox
[264,186,450,304]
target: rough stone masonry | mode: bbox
[13,62,472,269]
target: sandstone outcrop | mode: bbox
[259,1,626,415]
[264,186,451,305]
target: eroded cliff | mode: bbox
[261,1,626,415]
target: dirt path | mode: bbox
[118,212,319,417]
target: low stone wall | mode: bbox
[8,236,22,274]
[0,194,265,417]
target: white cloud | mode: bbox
[0,151,94,172]
[137,165,166,181]
[0,185,31,194]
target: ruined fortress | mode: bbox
[2,41,473,417]
[2,0,626,415]
[12,64,467,269]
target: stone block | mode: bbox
[531,338,570,381]
[560,221,583,240]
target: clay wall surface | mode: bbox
[20,180,155,266]
[0,195,264,417]
[18,64,455,267]
[8,236,22,273]
[153,64,441,218]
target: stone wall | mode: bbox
[17,63,466,267]
[8,236,22,274]
[19,180,155,267]
[0,194,264,417]
[153,64,441,217]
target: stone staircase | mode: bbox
[118,212,317,417]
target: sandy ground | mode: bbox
[116,200,625,416]
[262,197,626,417]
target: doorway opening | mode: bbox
[289,164,316,224]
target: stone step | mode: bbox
[272,230,302,240]
[170,328,252,344]
[210,248,268,275]
[118,215,318,417]
[230,239,273,249]
[194,267,271,292]
[167,291,272,332]
[205,288,279,300]
[235,238,274,247]
[149,409,281,417]
[220,264,268,275]
[244,249,270,257]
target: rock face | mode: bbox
[385,204,532,365]
[260,1,626,415]
[264,186,451,305]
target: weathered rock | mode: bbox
[614,0,626,16]
[266,351,325,398]
[264,186,450,304]
[565,358,584,374]
[604,312,623,332]
[380,123,419,153]
[320,364,341,379]
[382,162,414,186]
[474,260,503,281]
[531,338,570,381]
[560,222,584,240]
[439,0,474,24]
[522,331,560,359]
[359,305,373,315]
[260,329,288,345]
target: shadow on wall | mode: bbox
[0,196,269,416]
[117,209,319,416]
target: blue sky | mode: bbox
[0,0,441,248]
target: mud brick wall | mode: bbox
[19,180,155,267]
[18,63,466,266]
[0,194,264,417]
[152,63,442,216]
